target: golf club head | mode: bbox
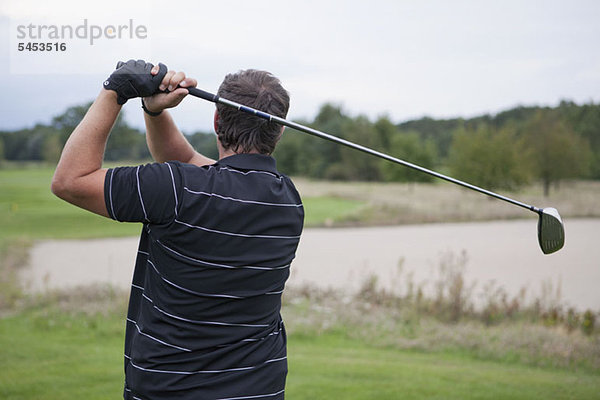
[537,208,565,254]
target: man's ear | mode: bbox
[276,126,285,141]
[213,110,219,133]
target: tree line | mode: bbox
[1,100,598,195]
[274,100,598,195]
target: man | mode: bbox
[52,60,304,399]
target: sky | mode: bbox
[1,0,599,134]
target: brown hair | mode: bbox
[216,69,290,155]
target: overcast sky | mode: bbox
[1,0,599,134]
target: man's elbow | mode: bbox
[51,173,75,201]
[51,174,66,198]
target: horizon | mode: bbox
[1,96,595,135]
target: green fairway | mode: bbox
[302,195,366,226]
[0,167,140,240]
[288,334,600,399]
[0,310,125,399]
[0,167,366,240]
[0,310,598,400]
[3,166,600,240]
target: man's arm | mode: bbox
[51,89,119,217]
[144,110,215,166]
[143,68,215,167]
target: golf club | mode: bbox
[189,86,567,254]
[138,75,564,255]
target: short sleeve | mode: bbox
[104,162,183,224]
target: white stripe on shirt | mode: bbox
[147,260,245,299]
[174,219,301,239]
[142,293,270,328]
[157,240,291,271]
[136,165,149,221]
[215,388,285,400]
[129,356,287,375]
[127,318,191,352]
[210,165,282,180]
[166,162,179,216]
[183,187,302,208]
[108,169,117,220]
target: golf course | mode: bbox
[1,165,599,399]
[2,0,600,398]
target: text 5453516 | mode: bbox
[18,42,67,51]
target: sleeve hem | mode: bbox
[104,168,117,221]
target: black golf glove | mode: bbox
[103,59,168,105]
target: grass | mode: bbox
[302,196,366,226]
[282,284,600,373]
[0,166,365,239]
[288,333,599,400]
[0,166,139,240]
[1,164,600,398]
[294,178,600,226]
[3,165,600,239]
[0,306,125,399]
[1,296,599,400]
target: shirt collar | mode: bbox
[216,153,279,175]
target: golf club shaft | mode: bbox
[187,87,540,214]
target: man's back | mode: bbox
[106,154,304,399]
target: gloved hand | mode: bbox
[103,60,168,105]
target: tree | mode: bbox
[275,103,351,179]
[51,102,93,145]
[559,101,600,178]
[308,104,348,179]
[448,124,532,192]
[330,115,383,181]
[1,126,56,161]
[0,137,4,166]
[52,102,149,161]
[373,116,396,149]
[42,133,62,164]
[104,124,147,161]
[397,116,463,159]
[380,131,437,182]
[272,127,312,176]
[523,110,592,196]
[187,132,219,160]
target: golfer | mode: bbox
[52,60,304,399]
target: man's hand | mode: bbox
[142,67,198,114]
[103,59,168,105]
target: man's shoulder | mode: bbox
[165,160,215,177]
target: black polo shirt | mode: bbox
[104,154,304,400]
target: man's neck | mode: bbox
[218,148,262,160]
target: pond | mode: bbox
[23,219,600,311]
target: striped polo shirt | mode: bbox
[104,153,304,400]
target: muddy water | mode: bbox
[291,219,600,311]
[22,219,600,311]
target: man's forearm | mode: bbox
[142,66,216,166]
[58,89,119,173]
[51,89,120,216]
[144,110,197,163]
[144,111,215,166]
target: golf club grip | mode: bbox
[186,87,219,103]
